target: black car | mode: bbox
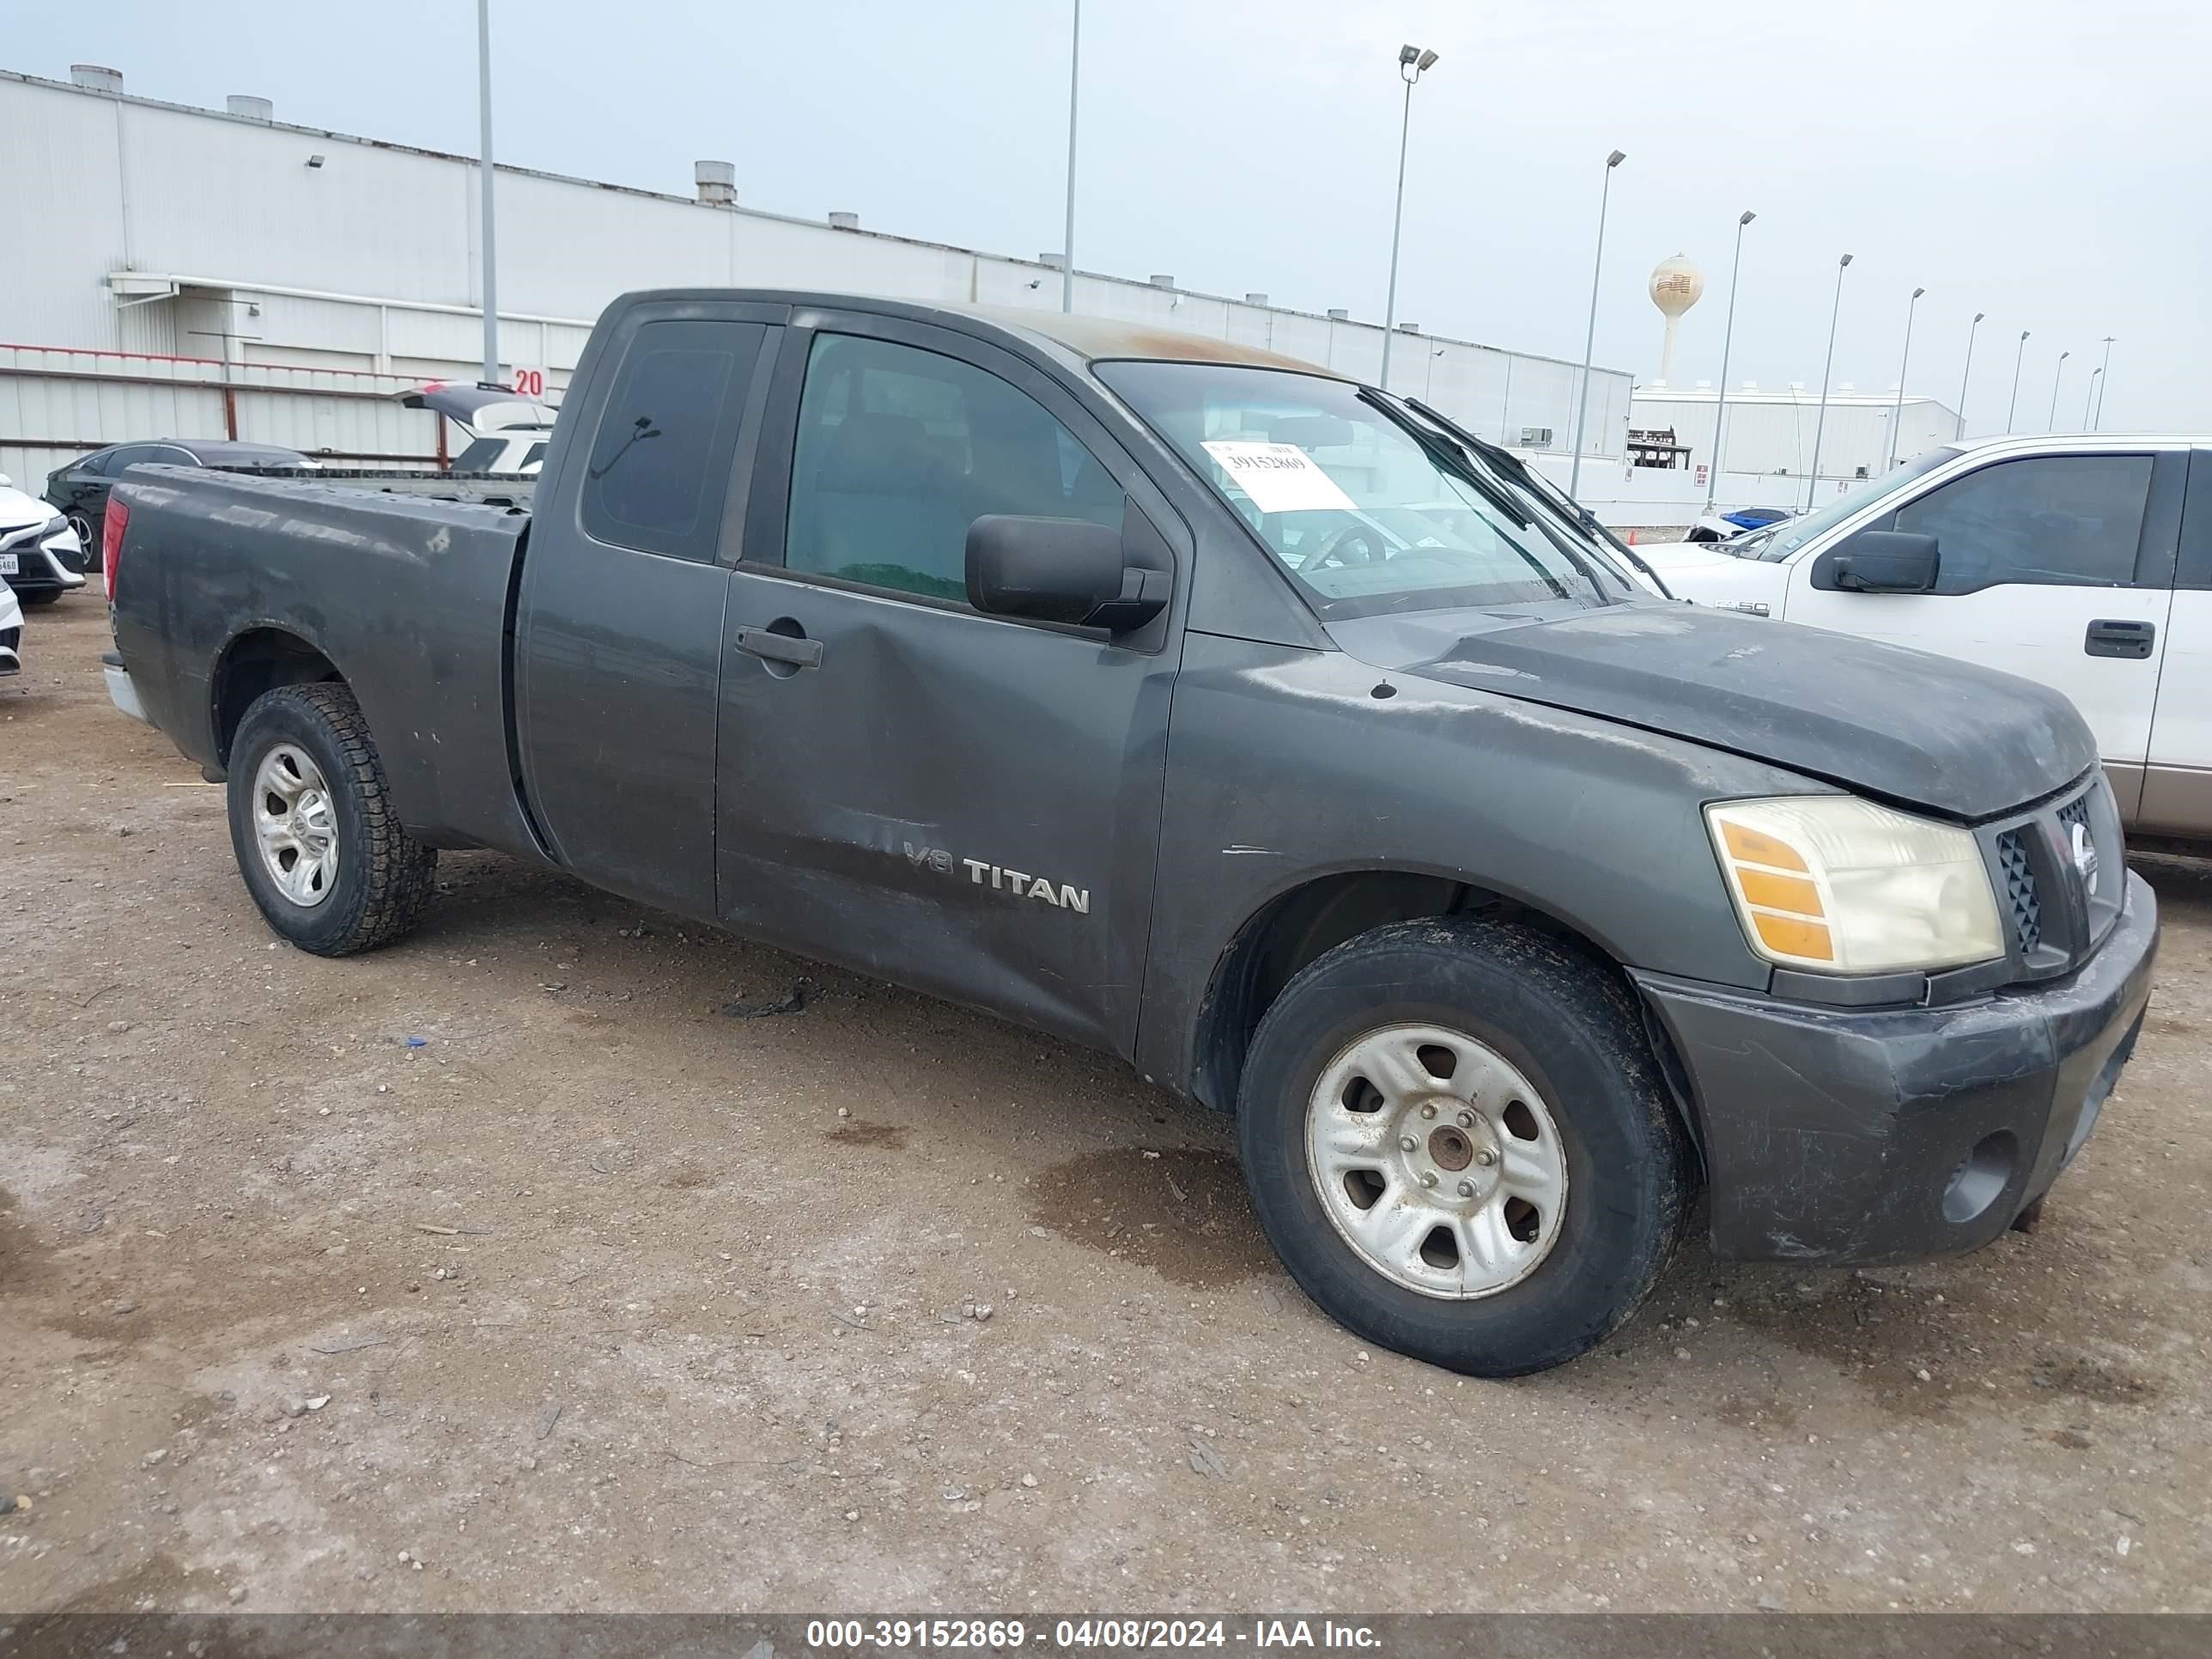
[45,441,315,564]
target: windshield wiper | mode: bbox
[1357,389,1533,532]
[1401,396,1677,601]
[1369,392,1636,599]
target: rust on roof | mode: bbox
[968,307,1345,378]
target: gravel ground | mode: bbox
[3,597,2209,1615]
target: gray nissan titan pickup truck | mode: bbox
[100,289,2159,1376]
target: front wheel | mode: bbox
[1237,916,1696,1376]
[225,682,437,955]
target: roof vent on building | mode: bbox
[1788,380,1806,391]
[1327,307,1350,321]
[1039,253,1066,270]
[1148,274,1176,289]
[1838,382,1854,392]
[227,94,273,120]
[1244,292,1268,306]
[1397,322,1420,333]
[70,64,124,94]
[694,160,736,206]
[1694,378,1711,389]
[1742,380,1757,390]
[1647,379,1667,390]
[828,211,860,231]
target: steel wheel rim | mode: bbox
[252,744,340,908]
[1304,1022,1568,1299]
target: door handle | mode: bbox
[2084,618,2155,660]
[735,625,823,670]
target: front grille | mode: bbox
[1996,828,2041,953]
[2057,797,2090,834]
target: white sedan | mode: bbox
[0,471,86,605]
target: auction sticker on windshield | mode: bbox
[1200,441,1358,514]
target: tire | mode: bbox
[17,589,61,608]
[225,682,437,956]
[1237,915,1695,1377]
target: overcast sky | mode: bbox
[13,0,2207,433]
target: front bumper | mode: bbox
[0,534,88,596]
[1636,869,2158,1264]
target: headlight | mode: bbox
[1706,796,2004,975]
[39,514,81,550]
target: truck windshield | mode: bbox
[1096,361,1633,620]
[1739,447,1955,562]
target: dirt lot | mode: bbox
[3,597,2210,1615]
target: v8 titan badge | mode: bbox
[1199,441,1358,514]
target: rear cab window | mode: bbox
[580,318,768,562]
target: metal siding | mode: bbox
[114,101,472,306]
[0,80,128,349]
[0,72,1627,467]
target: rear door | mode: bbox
[513,299,785,917]
[714,311,1186,1054]
[1784,447,2181,816]
[2141,451,2212,836]
[48,447,115,529]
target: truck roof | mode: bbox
[616,289,1350,380]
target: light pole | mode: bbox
[2093,336,2115,428]
[476,0,500,385]
[1568,149,1626,501]
[1886,285,1925,469]
[2084,367,2103,427]
[2047,349,2070,430]
[1060,0,1080,313]
[1805,252,1853,511]
[1379,43,1439,389]
[1703,210,1756,515]
[2005,330,2030,433]
[1955,311,1984,440]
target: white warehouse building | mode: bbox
[0,66,1633,495]
[1628,384,1962,507]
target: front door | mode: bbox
[715,314,1186,1054]
[514,301,784,917]
[1784,447,2179,815]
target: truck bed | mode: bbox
[228,465,536,509]
[107,465,542,858]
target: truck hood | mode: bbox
[1328,602,2097,822]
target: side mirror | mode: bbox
[966,514,1168,632]
[1825,529,1939,593]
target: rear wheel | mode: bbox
[225,682,436,955]
[1237,915,1695,1376]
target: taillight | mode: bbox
[103,497,129,601]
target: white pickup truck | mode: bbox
[1649,434,2210,851]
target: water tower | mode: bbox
[1649,254,1705,383]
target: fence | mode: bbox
[0,343,450,487]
